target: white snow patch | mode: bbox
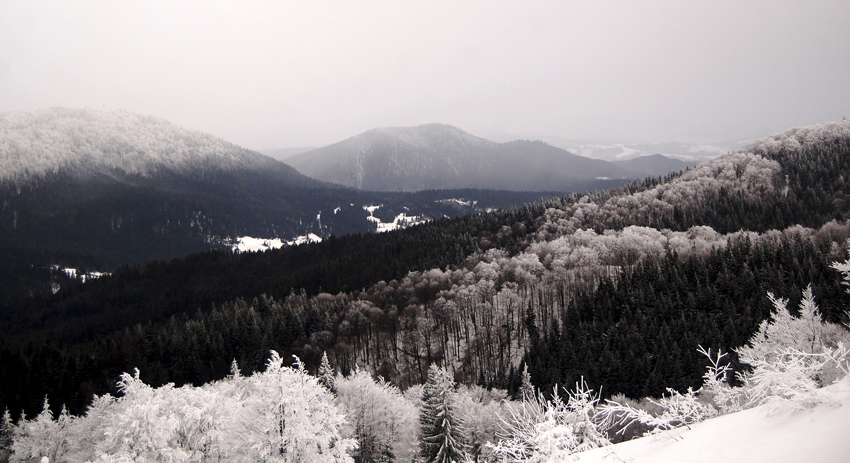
[288,233,322,246]
[573,376,850,463]
[52,265,108,283]
[375,213,427,232]
[231,236,285,252]
[231,234,321,252]
[362,205,427,232]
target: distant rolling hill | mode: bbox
[286,124,640,192]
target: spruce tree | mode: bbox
[420,364,466,463]
[0,409,12,462]
[317,351,337,395]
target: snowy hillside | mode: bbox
[0,107,278,182]
[573,377,850,463]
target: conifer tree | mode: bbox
[520,364,535,402]
[318,351,337,395]
[0,409,12,462]
[420,364,466,463]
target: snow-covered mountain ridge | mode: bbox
[0,107,279,183]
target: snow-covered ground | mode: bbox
[49,266,110,293]
[363,204,428,232]
[230,234,321,252]
[573,377,850,463]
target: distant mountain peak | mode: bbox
[287,124,634,192]
[346,123,495,151]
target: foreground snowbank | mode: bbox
[573,376,850,463]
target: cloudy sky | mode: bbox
[1,1,848,149]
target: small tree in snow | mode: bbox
[597,347,737,439]
[736,286,826,365]
[696,346,743,414]
[735,285,850,405]
[742,343,850,413]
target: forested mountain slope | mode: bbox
[1,120,849,425]
[0,108,577,305]
[287,124,636,192]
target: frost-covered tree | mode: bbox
[733,283,850,411]
[736,285,850,391]
[453,385,507,460]
[8,352,356,462]
[95,369,189,462]
[63,394,115,462]
[336,369,419,462]
[10,398,72,463]
[490,379,609,462]
[233,352,355,462]
[742,344,850,412]
[598,385,718,440]
[695,346,743,415]
[420,365,467,463]
[737,286,828,364]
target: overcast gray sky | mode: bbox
[1,1,848,149]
